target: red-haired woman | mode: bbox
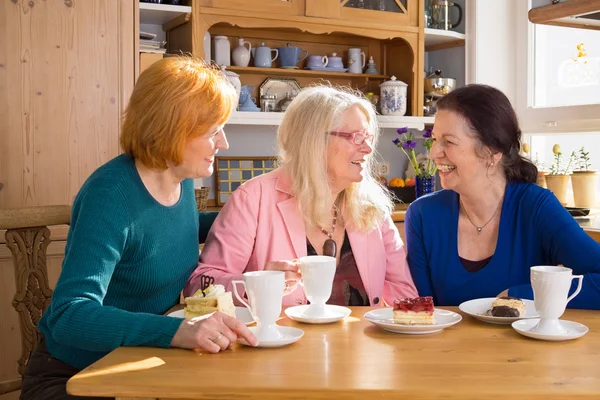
[21,57,257,400]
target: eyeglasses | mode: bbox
[329,131,374,145]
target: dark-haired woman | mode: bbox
[405,84,600,308]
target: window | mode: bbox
[532,24,600,108]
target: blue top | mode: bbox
[405,182,600,309]
[39,154,210,370]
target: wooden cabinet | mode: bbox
[196,0,305,16]
[0,0,136,209]
[306,0,419,28]
[167,1,425,116]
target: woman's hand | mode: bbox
[264,259,301,295]
[171,312,258,353]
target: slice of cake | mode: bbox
[393,296,435,325]
[490,296,525,317]
[184,284,236,319]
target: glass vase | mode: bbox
[416,175,436,198]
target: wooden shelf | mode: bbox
[227,66,389,80]
[227,112,433,130]
[139,3,192,26]
[424,28,466,52]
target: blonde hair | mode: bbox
[120,56,237,169]
[277,86,393,232]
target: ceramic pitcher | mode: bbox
[277,43,308,68]
[251,43,278,68]
[348,48,366,74]
[232,38,252,67]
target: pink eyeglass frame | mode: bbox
[329,131,374,145]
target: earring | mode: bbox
[490,162,494,167]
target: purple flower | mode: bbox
[392,138,401,146]
[396,127,409,135]
[402,140,417,150]
[423,128,433,138]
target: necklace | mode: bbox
[460,196,503,235]
[321,204,338,257]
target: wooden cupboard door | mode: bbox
[0,0,136,209]
[197,0,304,16]
[306,0,418,27]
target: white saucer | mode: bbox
[167,307,255,326]
[364,308,462,335]
[459,298,539,325]
[237,326,304,348]
[284,304,351,324]
[512,318,588,341]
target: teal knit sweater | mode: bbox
[39,154,212,370]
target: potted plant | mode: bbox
[544,144,576,205]
[571,146,597,208]
[393,127,437,198]
[532,152,548,188]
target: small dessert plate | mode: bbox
[238,326,304,348]
[167,307,255,326]
[459,298,539,325]
[285,304,351,324]
[512,318,588,342]
[364,308,461,335]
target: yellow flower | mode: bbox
[552,144,561,155]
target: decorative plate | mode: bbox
[259,77,302,103]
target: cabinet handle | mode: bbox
[0,183,3,191]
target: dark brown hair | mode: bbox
[436,84,537,183]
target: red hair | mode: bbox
[120,56,236,169]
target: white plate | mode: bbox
[167,307,254,326]
[459,298,539,325]
[238,326,304,348]
[512,318,588,342]
[285,304,351,324]
[364,308,461,335]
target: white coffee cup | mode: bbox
[232,271,285,341]
[530,266,583,334]
[299,255,336,317]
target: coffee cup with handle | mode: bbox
[298,255,336,317]
[232,271,285,341]
[530,265,583,334]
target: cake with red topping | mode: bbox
[393,296,435,325]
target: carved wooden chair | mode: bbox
[0,206,71,396]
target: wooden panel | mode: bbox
[305,0,341,19]
[0,0,135,209]
[0,241,65,395]
[195,0,304,16]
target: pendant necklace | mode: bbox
[321,204,338,257]
[461,196,503,235]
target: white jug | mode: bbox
[232,38,252,67]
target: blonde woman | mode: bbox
[22,57,257,400]
[185,86,417,307]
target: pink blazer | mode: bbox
[184,168,417,307]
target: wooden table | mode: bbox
[67,307,600,400]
